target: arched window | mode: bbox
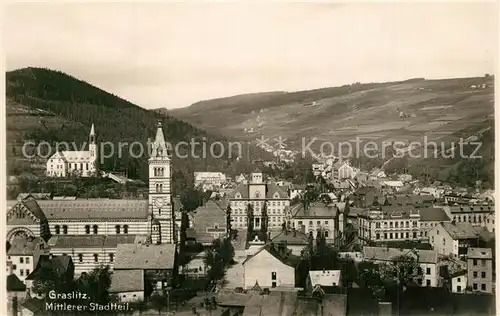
[109,253,114,263]
[158,208,162,215]
[156,184,159,192]
[93,225,98,234]
[115,225,121,234]
[85,225,90,234]
[159,184,163,193]
[55,225,60,235]
[93,254,99,263]
[78,254,83,263]
[123,225,129,234]
[62,225,68,234]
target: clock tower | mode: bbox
[148,121,175,244]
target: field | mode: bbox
[169,77,494,151]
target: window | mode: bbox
[413,221,417,227]
[309,221,313,226]
[55,225,61,235]
[93,225,98,234]
[26,269,30,276]
[473,283,478,290]
[406,232,409,238]
[63,225,68,234]
[426,268,431,275]
[271,272,277,280]
[389,233,393,239]
[426,279,431,286]
[405,221,409,228]
[93,254,99,263]
[20,258,24,264]
[473,259,478,266]
[395,222,399,228]
[376,222,381,228]
[316,221,320,226]
[325,231,329,238]
[390,222,393,228]
[26,257,30,264]
[85,225,90,234]
[481,259,486,266]
[457,285,462,292]
[376,233,380,239]
[384,233,387,239]
[324,221,328,225]
[20,269,24,276]
[473,271,478,278]
[123,225,129,234]
[413,232,417,239]
[116,225,121,234]
[78,254,83,262]
[481,272,486,278]
[481,284,486,291]
[457,278,461,282]
[272,282,277,288]
[109,253,114,263]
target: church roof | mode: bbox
[193,201,227,244]
[36,199,149,220]
[150,121,170,159]
[90,123,95,135]
[48,235,137,248]
[114,243,176,270]
[7,236,44,256]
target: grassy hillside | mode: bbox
[5,67,263,189]
[170,77,494,149]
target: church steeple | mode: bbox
[151,121,169,159]
[89,123,97,160]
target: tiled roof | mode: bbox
[7,236,44,256]
[440,222,482,240]
[449,205,494,213]
[271,230,309,246]
[48,235,137,248]
[229,182,289,200]
[17,193,52,201]
[60,150,95,162]
[363,246,438,264]
[37,200,149,220]
[467,247,492,259]
[114,243,176,270]
[292,203,338,218]
[7,274,26,292]
[243,243,300,268]
[379,205,419,218]
[110,269,144,293]
[193,201,227,244]
[419,207,451,222]
[26,255,73,281]
[308,270,341,287]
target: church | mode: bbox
[7,122,178,278]
[45,123,99,177]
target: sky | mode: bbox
[5,1,497,109]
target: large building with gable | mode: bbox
[228,172,290,230]
[6,121,178,277]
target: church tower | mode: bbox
[89,123,99,172]
[148,121,175,244]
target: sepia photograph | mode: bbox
[2,1,498,315]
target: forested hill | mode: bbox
[6,67,259,189]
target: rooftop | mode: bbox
[114,243,176,270]
[363,246,438,264]
[110,269,144,293]
[48,235,138,248]
[440,222,482,240]
[467,247,492,259]
[419,207,451,222]
[7,236,44,256]
[293,203,338,218]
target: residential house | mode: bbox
[419,207,451,240]
[194,200,228,246]
[270,229,309,256]
[228,172,290,230]
[369,169,386,180]
[242,243,299,289]
[291,202,343,243]
[443,205,495,232]
[25,255,74,296]
[114,243,177,292]
[363,247,439,287]
[289,184,305,200]
[381,181,404,191]
[357,205,421,244]
[7,236,50,282]
[194,172,227,188]
[334,161,354,180]
[306,270,342,293]
[109,269,145,302]
[428,222,483,258]
[7,274,27,302]
[467,248,493,293]
[450,270,468,293]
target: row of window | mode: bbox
[18,257,30,264]
[153,167,166,177]
[472,271,488,279]
[472,259,488,266]
[232,208,285,215]
[453,214,494,224]
[18,268,30,277]
[77,253,114,263]
[374,220,418,229]
[375,232,418,240]
[472,283,488,291]
[298,220,331,227]
[232,200,288,206]
[55,225,130,235]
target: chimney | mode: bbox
[378,302,392,316]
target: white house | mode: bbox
[7,236,49,282]
[428,222,482,258]
[306,270,342,292]
[363,247,439,287]
[46,124,98,178]
[242,243,298,289]
[450,271,468,293]
[109,269,145,303]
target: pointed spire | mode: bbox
[90,123,95,136]
[151,121,169,159]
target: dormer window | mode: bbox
[235,193,241,199]
[255,192,261,198]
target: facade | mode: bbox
[357,205,421,244]
[291,203,342,243]
[193,200,228,246]
[335,162,354,180]
[444,205,495,232]
[109,269,145,302]
[242,244,298,289]
[418,207,451,240]
[428,222,482,258]
[450,272,468,293]
[270,230,309,256]
[229,172,290,230]
[363,247,439,287]
[194,172,227,187]
[6,121,178,280]
[467,248,493,293]
[7,237,50,282]
[46,124,98,177]
[306,270,342,292]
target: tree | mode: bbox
[380,254,423,288]
[261,201,269,239]
[32,264,62,297]
[226,205,232,237]
[181,188,202,212]
[151,292,167,315]
[246,204,254,243]
[83,265,113,305]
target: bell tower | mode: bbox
[148,121,175,244]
